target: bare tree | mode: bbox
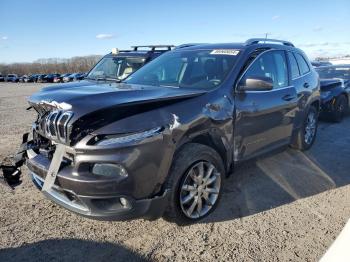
[0,55,102,75]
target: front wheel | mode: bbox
[292,106,318,151]
[163,143,224,224]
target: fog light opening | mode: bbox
[92,163,128,178]
[120,197,129,207]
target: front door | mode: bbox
[234,50,298,161]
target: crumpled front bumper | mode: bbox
[26,147,170,221]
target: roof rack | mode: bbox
[131,45,175,51]
[175,43,206,49]
[245,38,294,47]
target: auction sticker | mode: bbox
[210,49,240,55]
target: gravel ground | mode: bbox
[0,82,349,262]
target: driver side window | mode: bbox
[244,50,288,89]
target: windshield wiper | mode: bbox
[87,76,121,82]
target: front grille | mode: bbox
[48,111,59,136]
[38,110,73,143]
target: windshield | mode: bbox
[125,49,239,89]
[316,66,350,80]
[87,56,146,80]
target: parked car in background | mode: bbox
[62,73,72,82]
[18,75,28,82]
[53,73,70,83]
[23,74,37,83]
[25,39,320,223]
[0,74,4,82]
[36,74,48,83]
[6,74,19,82]
[70,72,85,81]
[316,65,350,122]
[311,61,332,67]
[43,74,61,83]
[86,45,174,82]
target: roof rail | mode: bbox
[131,45,175,51]
[245,38,294,47]
[175,43,206,49]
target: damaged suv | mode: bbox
[24,39,320,223]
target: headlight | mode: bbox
[96,127,162,146]
[321,91,331,99]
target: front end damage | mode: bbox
[0,81,234,221]
[2,103,173,221]
[0,84,209,220]
[0,133,33,188]
[25,127,171,220]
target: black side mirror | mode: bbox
[237,76,274,91]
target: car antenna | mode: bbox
[264,33,269,43]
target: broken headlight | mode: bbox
[96,127,162,146]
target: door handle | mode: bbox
[303,82,310,88]
[282,94,296,101]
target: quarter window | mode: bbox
[287,52,300,79]
[295,53,310,75]
[243,50,288,89]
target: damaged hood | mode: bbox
[29,80,207,117]
[320,78,343,91]
[28,81,208,144]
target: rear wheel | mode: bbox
[292,105,318,151]
[163,143,224,224]
[332,95,347,123]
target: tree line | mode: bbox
[0,55,102,76]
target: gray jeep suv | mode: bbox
[22,38,320,224]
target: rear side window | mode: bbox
[243,50,288,89]
[295,53,310,75]
[287,52,300,79]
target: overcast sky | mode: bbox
[0,0,349,63]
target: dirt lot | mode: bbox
[0,82,349,261]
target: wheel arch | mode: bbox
[174,130,233,176]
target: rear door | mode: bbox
[234,50,298,160]
[287,51,317,130]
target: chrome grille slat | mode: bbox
[38,109,73,143]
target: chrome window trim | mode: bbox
[243,85,294,94]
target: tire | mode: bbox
[332,95,347,123]
[292,106,318,151]
[163,143,225,225]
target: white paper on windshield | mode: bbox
[210,49,240,55]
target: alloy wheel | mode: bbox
[179,161,221,219]
[304,111,317,144]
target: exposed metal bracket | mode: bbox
[42,144,66,192]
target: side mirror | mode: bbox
[237,76,273,91]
